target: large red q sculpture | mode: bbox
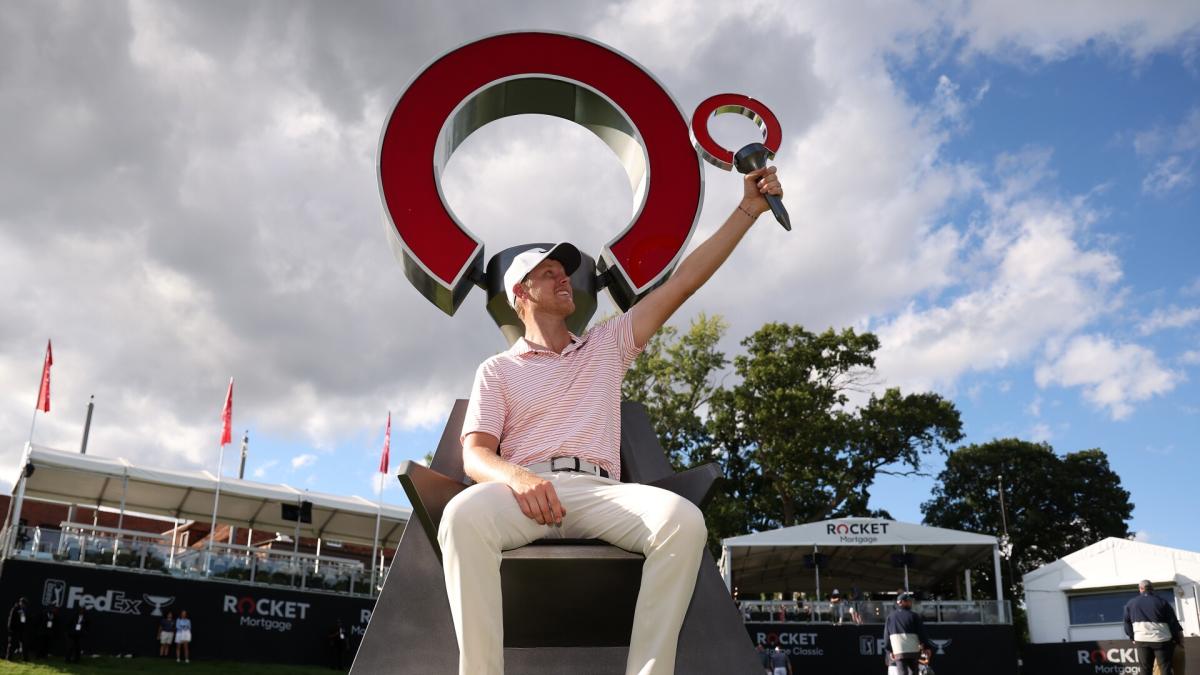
[377,31,704,316]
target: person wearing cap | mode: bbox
[768,645,792,675]
[1123,580,1183,675]
[883,593,933,675]
[830,588,845,625]
[438,167,783,675]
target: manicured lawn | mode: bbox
[0,657,347,674]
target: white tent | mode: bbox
[1023,537,1200,643]
[720,517,1003,611]
[7,443,410,550]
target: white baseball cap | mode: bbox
[504,242,582,309]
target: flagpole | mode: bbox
[206,377,234,575]
[371,470,383,592]
[206,441,226,574]
[370,411,389,594]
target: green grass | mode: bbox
[0,657,347,674]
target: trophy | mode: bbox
[377,33,787,341]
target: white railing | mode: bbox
[737,599,1012,625]
[5,523,376,597]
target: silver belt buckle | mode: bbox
[551,456,587,474]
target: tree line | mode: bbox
[623,314,1133,604]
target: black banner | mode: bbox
[745,622,1018,675]
[0,558,374,666]
[1025,638,1196,675]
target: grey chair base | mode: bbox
[350,401,761,674]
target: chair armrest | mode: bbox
[647,463,720,510]
[397,460,469,559]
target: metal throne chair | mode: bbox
[350,400,761,674]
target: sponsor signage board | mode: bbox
[1025,638,1196,675]
[745,622,1018,675]
[0,559,374,665]
[824,520,893,544]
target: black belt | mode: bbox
[526,457,610,478]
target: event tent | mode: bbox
[1023,537,1200,643]
[720,517,1003,606]
[8,443,411,551]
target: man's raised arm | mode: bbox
[630,166,783,347]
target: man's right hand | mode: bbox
[462,433,566,525]
[506,470,566,525]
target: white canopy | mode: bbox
[14,443,411,550]
[721,517,1000,596]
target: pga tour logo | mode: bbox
[42,579,173,616]
[860,637,952,656]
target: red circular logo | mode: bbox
[690,93,783,171]
[378,32,705,314]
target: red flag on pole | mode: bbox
[36,340,53,413]
[379,412,391,474]
[220,378,234,446]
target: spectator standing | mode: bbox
[157,611,175,657]
[37,605,57,658]
[65,610,87,663]
[5,597,28,661]
[174,610,191,663]
[830,589,846,625]
[1123,580,1183,675]
[883,592,933,675]
[328,619,348,669]
[768,645,792,675]
[755,642,770,674]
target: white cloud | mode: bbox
[291,453,317,469]
[2,0,1197,492]
[1142,156,1193,196]
[1134,107,1200,196]
[942,1,1200,62]
[1133,530,1153,543]
[369,472,394,495]
[1027,396,1042,417]
[1035,334,1181,420]
[252,459,279,479]
[1181,350,1200,366]
[874,150,1123,393]
[931,75,989,135]
[1140,305,1200,335]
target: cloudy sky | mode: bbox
[3,1,1198,551]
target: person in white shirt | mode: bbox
[174,610,192,663]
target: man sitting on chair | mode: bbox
[438,167,783,675]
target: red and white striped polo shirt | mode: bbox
[461,311,643,480]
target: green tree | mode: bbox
[622,313,728,468]
[921,439,1133,607]
[623,319,964,550]
[707,323,964,535]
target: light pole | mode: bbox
[996,472,1017,619]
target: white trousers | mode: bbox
[438,471,707,675]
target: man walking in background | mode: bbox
[1124,580,1183,675]
[884,593,933,675]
